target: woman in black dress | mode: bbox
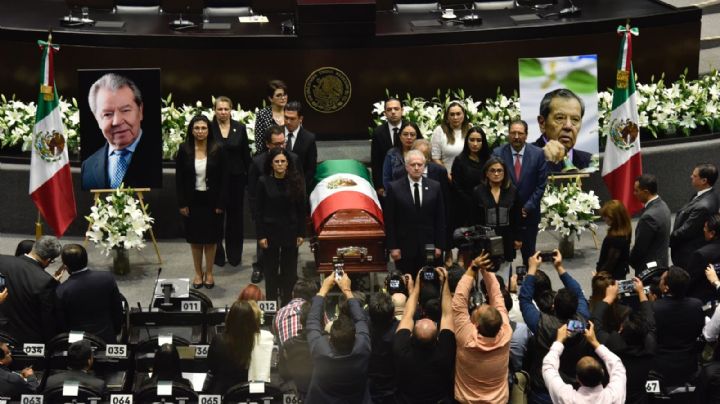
[470,157,523,265]
[451,126,491,227]
[256,148,306,304]
[206,300,256,394]
[211,96,252,268]
[140,343,193,390]
[254,80,288,155]
[176,115,227,289]
[597,199,632,279]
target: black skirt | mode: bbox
[184,191,222,244]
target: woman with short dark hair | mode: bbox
[254,80,288,154]
[382,122,423,190]
[451,126,491,227]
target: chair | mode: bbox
[46,332,107,371]
[394,1,440,13]
[223,382,284,403]
[134,335,191,373]
[134,381,198,403]
[114,0,161,14]
[474,1,515,10]
[43,385,104,403]
[203,0,252,17]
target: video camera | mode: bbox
[453,226,504,269]
[386,270,407,295]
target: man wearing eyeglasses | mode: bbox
[493,120,548,265]
[0,236,62,344]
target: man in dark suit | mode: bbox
[284,101,317,190]
[670,163,719,270]
[0,342,39,398]
[533,88,592,171]
[630,174,671,272]
[686,214,720,303]
[44,340,107,396]
[56,244,123,343]
[371,98,405,197]
[0,236,61,343]
[81,72,162,190]
[385,150,446,275]
[493,119,548,264]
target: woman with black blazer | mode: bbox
[211,96,252,268]
[471,157,523,265]
[256,148,306,305]
[176,115,227,289]
[451,126,491,228]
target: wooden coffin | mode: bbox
[312,208,386,273]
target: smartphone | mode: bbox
[617,279,635,294]
[334,268,343,282]
[0,274,6,293]
[539,251,556,262]
[567,319,586,334]
[515,265,527,284]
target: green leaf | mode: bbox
[518,58,545,78]
[559,70,597,94]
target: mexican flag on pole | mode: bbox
[29,37,77,237]
[602,24,643,215]
[310,160,383,232]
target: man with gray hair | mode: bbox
[81,72,162,190]
[0,236,62,343]
[385,149,446,275]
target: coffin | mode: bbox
[310,160,386,273]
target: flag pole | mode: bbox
[35,212,43,240]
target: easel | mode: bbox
[547,172,600,249]
[84,187,162,264]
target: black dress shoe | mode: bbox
[204,281,215,289]
[192,281,203,289]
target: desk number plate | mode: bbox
[193,344,209,358]
[106,344,128,358]
[181,300,201,312]
[111,395,133,404]
[22,343,45,357]
[258,300,277,313]
[199,395,221,404]
[20,396,43,404]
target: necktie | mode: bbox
[392,127,399,145]
[287,132,294,151]
[514,153,522,180]
[413,182,421,209]
[110,149,130,188]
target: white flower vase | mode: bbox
[559,232,575,258]
[112,247,130,275]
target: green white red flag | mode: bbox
[310,160,383,232]
[602,24,643,215]
[29,37,77,237]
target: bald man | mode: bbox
[393,268,455,403]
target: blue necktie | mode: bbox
[110,149,130,188]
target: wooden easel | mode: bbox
[547,172,600,249]
[84,187,162,264]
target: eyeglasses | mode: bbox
[489,168,504,174]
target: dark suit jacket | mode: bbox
[288,127,317,190]
[44,369,107,397]
[371,121,405,190]
[670,189,719,269]
[384,176,447,258]
[630,197,671,272]
[211,119,252,178]
[392,162,452,241]
[81,133,162,190]
[686,239,720,303]
[175,143,228,211]
[532,136,592,171]
[471,183,522,261]
[653,296,704,385]
[255,175,306,246]
[0,255,58,343]
[247,151,300,219]
[306,296,371,404]
[0,366,39,398]
[55,269,124,343]
[492,143,548,223]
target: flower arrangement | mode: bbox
[539,181,600,239]
[85,186,155,256]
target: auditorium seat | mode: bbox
[134,381,198,403]
[474,0,515,10]
[203,0,252,16]
[47,332,106,370]
[223,382,284,403]
[114,0,161,14]
[43,385,104,403]
[394,1,439,13]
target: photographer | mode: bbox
[592,277,656,404]
[520,250,592,404]
[452,252,512,404]
[686,213,720,303]
[393,268,455,404]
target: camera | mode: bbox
[567,319,586,334]
[617,279,635,294]
[386,270,407,295]
[539,250,557,262]
[453,225,504,266]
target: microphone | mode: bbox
[559,0,581,16]
[149,267,162,311]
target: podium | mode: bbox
[296,0,376,36]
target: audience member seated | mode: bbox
[279,301,313,398]
[44,340,107,397]
[592,277,655,404]
[596,200,632,280]
[206,300,255,394]
[588,272,630,333]
[542,322,627,403]
[653,266,704,386]
[140,344,193,391]
[686,213,720,303]
[238,283,265,302]
[453,253,512,403]
[274,279,318,346]
[367,292,398,403]
[56,244,123,344]
[520,251,592,404]
[0,342,38,397]
[393,269,455,404]
[306,274,371,403]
